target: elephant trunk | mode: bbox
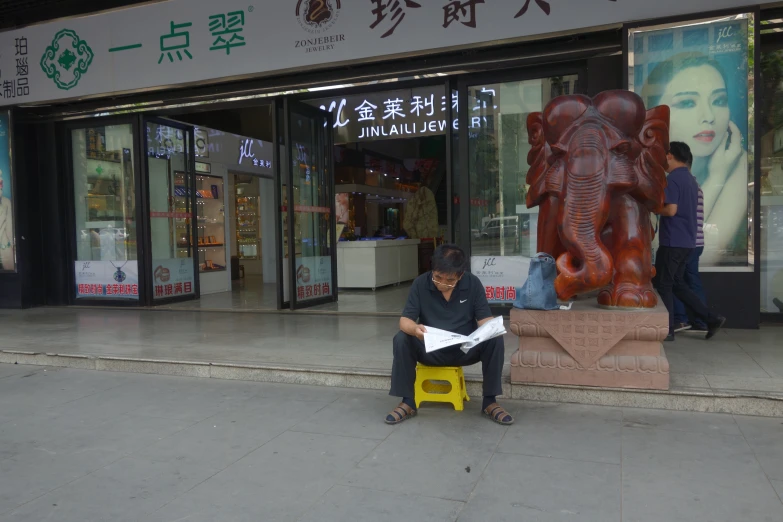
[555,124,614,299]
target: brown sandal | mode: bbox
[483,403,514,425]
[385,402,417,425]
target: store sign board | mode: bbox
[307,85,455,143]
[152,258,195,299]
[471,256,530,304]
[237,138,273,169]
[0,0,771,107]
[195,161,211,173]
[74,260,140,300]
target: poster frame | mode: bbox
[623,6,760,273]
[0,110,16,273]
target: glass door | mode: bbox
[68,118,142,304]
[279,99,337,310]
[143,117,198,304]
[458,71,580,308]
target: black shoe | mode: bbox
[690,323,708,333]
[674,322,692,333]
[664,334,675,342]
[705,316,726,340]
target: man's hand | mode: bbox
[659,203,678,217]
[400,317,427,341]
[413,325,427,341]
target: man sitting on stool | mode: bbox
[385,244,513,426]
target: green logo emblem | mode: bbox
[40,29,94,90]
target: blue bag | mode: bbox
[513,253,560,311]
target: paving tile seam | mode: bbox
[620,424,747,441]
[331,481,468,506]
[619,407,625,522]
[455,427,514,518]
[740,348,778,380]
[286,427,391,441]
[143,457,256,519]
[0,450,130,518]
[732,416,783,498]
[493,449,622,467]
[146,410,347,520]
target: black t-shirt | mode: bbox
[401,272,492,336]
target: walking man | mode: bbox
[673,169,708,333]
[655,142,725,341]
[385,244,512,426]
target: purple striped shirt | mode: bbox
[693,174,704,247]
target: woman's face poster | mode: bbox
[630,15,752,268]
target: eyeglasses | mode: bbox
[432,274,463,288]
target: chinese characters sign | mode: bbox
[74,260,140,300]
[0,0,771,106]
[295,256,332,302]
[471,256,530,304]
[152,258,196,300]
[307,85,462,143]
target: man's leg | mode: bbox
[389,331,421,400]
[388,331,465,423]
[387,331,424,424]
[654,246,686,339]
[459,337,512,424]
[672,274,723,339]
[666,246,724,339]
[672,296,690,331]
[683,247,707,330]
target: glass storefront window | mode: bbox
[0,111,15,272]
[146,122,196,300]
[289,108,334,303]
[467,76,578,304]
[196,174,227,272]
[760,48,783,314]
[71,124,139,299]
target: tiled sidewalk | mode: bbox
[0,307,781,399]
[0,366,781,521]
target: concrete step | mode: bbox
[1,349,781,418]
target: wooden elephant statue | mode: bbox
[526,90,670,309]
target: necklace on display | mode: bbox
[110,260,129,283]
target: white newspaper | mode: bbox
[423,316,506,354]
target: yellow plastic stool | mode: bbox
[414,364,470,411]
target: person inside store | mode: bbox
[384,244,512,426]
[673,162,709,334]
[654,141,725,342]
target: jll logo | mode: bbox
[238,139,255,164]
[716,25,735,44]
[482,258,497,270]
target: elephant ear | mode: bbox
[525,112,556,207]
[594,90,646,137]
[543,94,591,146]
[631,104,670,213]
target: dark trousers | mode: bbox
[673,246,707,328]
[655,246,717,335]
[389,331,504,399]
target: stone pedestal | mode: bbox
[509,300,670,390]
